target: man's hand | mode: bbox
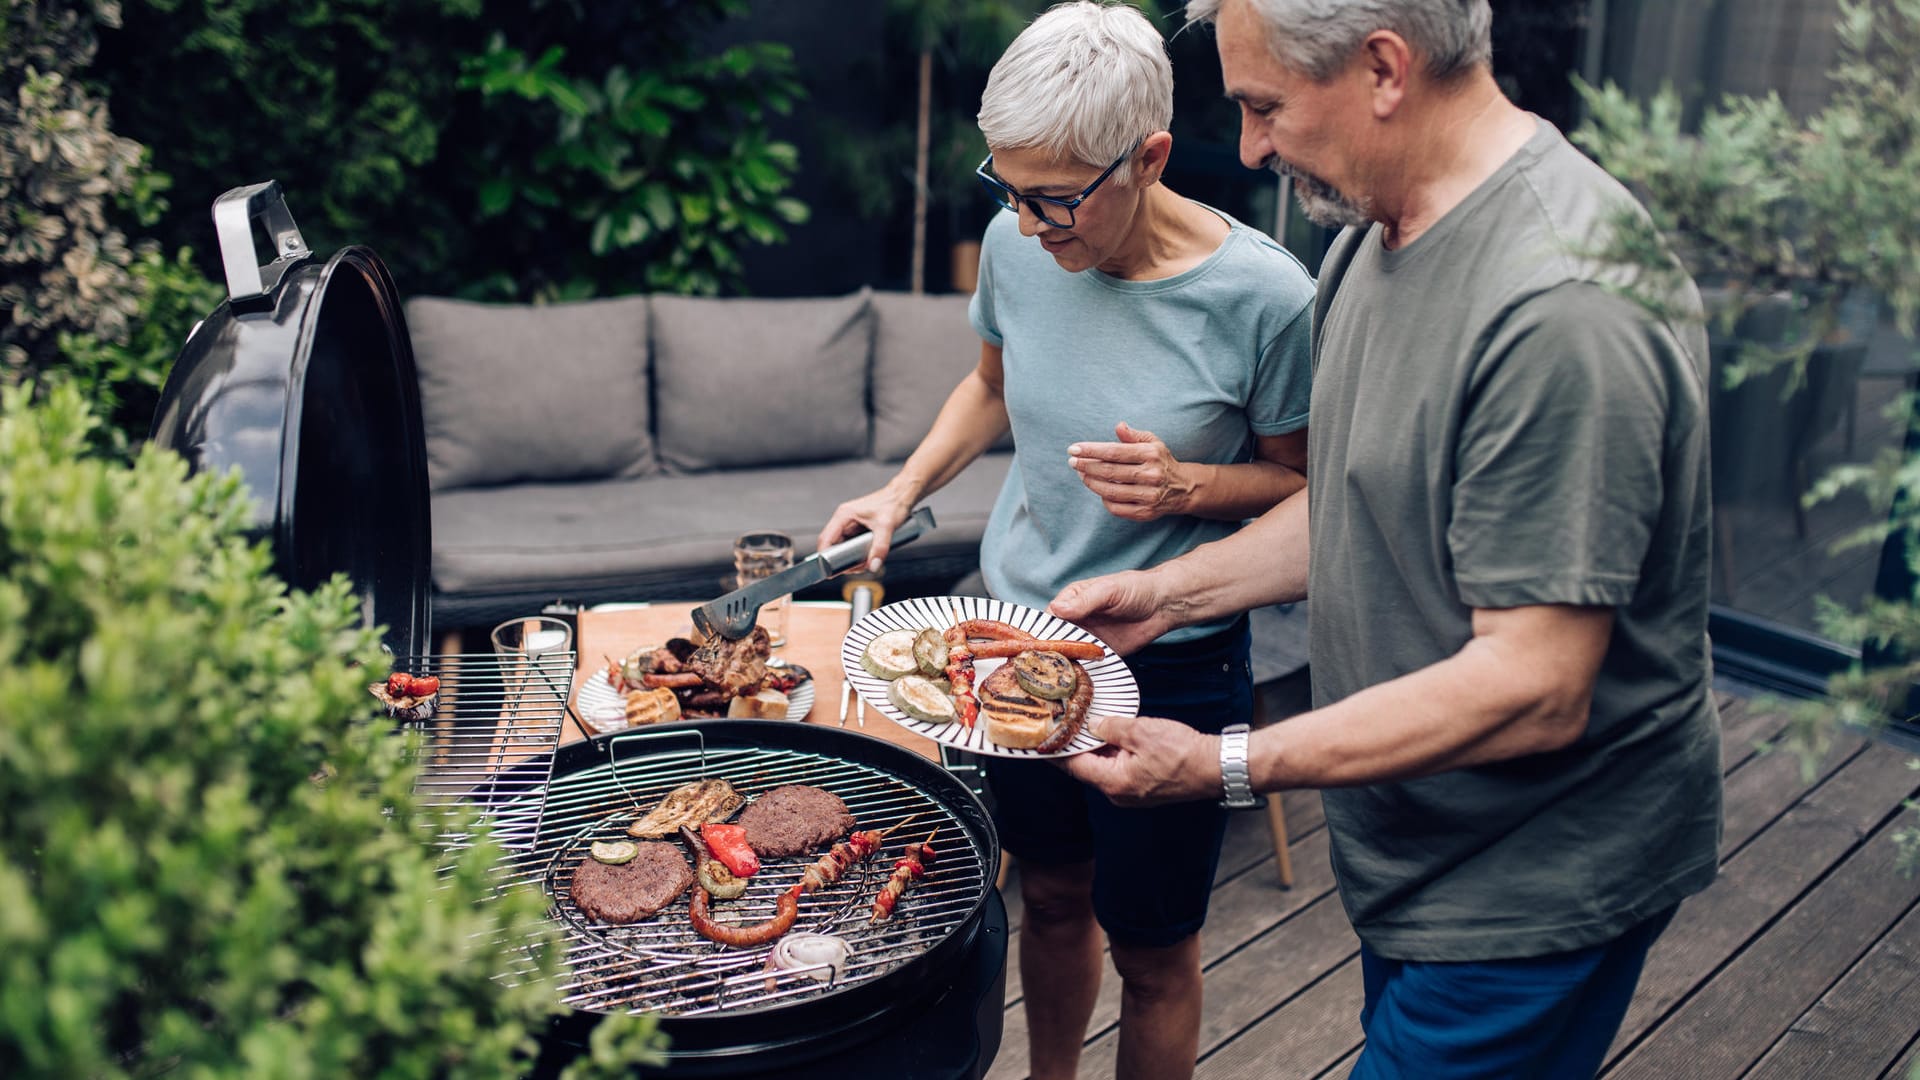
[1069,422,1192,522]
[1061,715,1221,806]
[1048,569,1177,656]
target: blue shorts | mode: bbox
[1351,906,1679,1080]
[983,617,1253,948]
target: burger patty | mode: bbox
[738,784,855,858]
[569,842,694,924]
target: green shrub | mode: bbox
[0,385,664,1075]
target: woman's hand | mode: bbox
[1069,422,1194,521]
[816,489,915,572]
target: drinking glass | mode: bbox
[492,615,574,728]
[733,530,794,647]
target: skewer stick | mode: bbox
[876,813,925,839]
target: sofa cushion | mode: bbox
[432,451,1014,602]
[407,295,655,491]
[870,291,1014,462]
[650,289,873,472]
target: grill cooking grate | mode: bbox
[507,730,992,1017]
[397,650,571,854]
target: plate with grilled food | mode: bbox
[576,631,814,733]
[840,595,1137,758]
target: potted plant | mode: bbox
[1570,0,1920,871]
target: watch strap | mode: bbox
[1218,722,1263,809]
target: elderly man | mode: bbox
[1050,1,1723,1075]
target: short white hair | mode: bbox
[1187,0,1492,82]
[977,2,1173,183]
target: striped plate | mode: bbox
[840,595,1137,758]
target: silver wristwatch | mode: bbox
[1218,722,1262,809]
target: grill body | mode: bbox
[510,721,1002,1074]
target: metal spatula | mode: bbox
[691,507,936,640]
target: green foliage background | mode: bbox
[0,385,666,1075]
[96,0,808,302]
[1573,0,1920,872]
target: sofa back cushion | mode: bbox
[870,291,1012,461]
[407,295,655,491]
[651,289,873,472]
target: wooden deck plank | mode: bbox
[1192,958,1366,1080]
[988,824,1339,1080]
[1605,750,1920,1078]
[1744,896,1920,1079]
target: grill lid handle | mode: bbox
[213,180,311,304]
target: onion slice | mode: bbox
[769,933,851,982]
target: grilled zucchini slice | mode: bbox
[912,628,950,677]
[860,629,921,680]
[1012,650,1078,700]
[888,674,959,723]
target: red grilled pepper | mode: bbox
[701,823,760,879]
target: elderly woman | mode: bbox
[816,4,1313,1077]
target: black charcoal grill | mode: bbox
[149,182,1008,1078]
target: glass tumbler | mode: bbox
[491,615,574,725]
[733,530,794,647]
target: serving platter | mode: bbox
[575,664,815,734]
[840,595,1136,758]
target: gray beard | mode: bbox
[1269,159,1371,230]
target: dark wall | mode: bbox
[711,0,891,297]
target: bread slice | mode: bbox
[978,665,1061,749]
[727,687,790,719]
[624,687,683,726]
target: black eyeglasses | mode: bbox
[975,141,1143,229]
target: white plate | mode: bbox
[574,666,815,734]
[840,595,1136,758]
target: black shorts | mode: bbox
[984,616,1253,948]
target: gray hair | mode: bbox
[1186,0,1492,82]
[978,2,1174,183]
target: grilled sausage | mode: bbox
[688,882,799,947]
[959,619,1030,641]
[968,638,1105,662]
[1035,661,1093,754]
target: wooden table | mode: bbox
[566,601,942,762]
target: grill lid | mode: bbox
[150,181,431,657]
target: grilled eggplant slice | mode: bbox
[1012,650,1078,701]
[888,674,958,723]
[912,628,950,677]
[861,629,920,680]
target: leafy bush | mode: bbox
[460,21,808,298]
[0,0,150,385]
[95,0,808,300]
[1573,0,1920,872]
[0,385,665,1075]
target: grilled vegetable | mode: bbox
[912,628,950,677]
[861,629,920,680]
[590,840,639,865]
[680,826,748,899]
[701,823,760,878]
[1012,650,1078,700]
[769,933,852,982]
[888,674,958,723]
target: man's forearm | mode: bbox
[1154,489,1310,626]
[1247,608,1611,790]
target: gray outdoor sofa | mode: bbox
[409,288,1010,632]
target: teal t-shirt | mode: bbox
[968,206,1313,642]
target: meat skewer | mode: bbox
[943,602,980,729]
[870,830,938,923]
[792,814,922,896]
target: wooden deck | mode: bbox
[983,691,1920,1079]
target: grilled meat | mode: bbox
[739,784,855,858]
[627,778,746,839]
[979,663,1065,750]
[569,842,694,924]
[687,626,771,697]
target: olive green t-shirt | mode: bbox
[1308,119,1723,962]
